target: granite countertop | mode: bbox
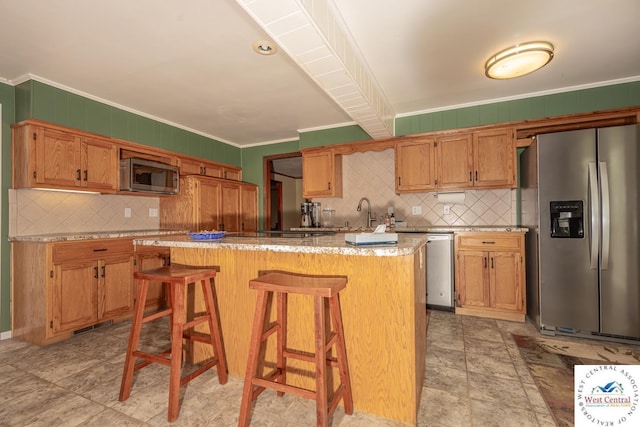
[134,233,428,257]
[10,229,187,243]
[291,225,528,233]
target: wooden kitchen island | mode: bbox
[135,232,428,425]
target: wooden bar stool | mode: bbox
[238,271,353,427]
[119,265,228,422]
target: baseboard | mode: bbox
[455,306,525,322]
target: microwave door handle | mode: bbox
[600,161,610,270]
[588,162,599,270]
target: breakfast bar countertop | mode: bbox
[134,232,428,257]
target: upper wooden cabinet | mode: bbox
[473,128,516,188]
[436,128,516,190]
[302,149,343,198]
[394,127,516,193]
[12,123,118,193]
[178,156,242,181]
[395,137,437,193]
[436,133,474,189]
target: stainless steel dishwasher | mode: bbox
[425,233,454,310]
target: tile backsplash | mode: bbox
[317,149,517,228]
[9,189,160,237]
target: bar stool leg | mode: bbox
[239,289,269,427]
[201,277,228,384]
[330,294,354,414]
[119,278,150,401]
[276,292,287,396]
[168,282,185,422]
[314,295,329,427]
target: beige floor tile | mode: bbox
[465,352,520,380]
[418,387,471,427]
[467,371,530,409]
[470,398,538,427]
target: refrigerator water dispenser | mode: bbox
[550,200,584,238]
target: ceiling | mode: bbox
[1,0,639,148]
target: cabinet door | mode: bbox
[221,182,241,232]
[52,260,99,334]
[180,158,204,176]
[240,184,258,232]
[82,137,118,191]
[489,251,523,312]
[473,128,515,188]
[395,138,436,192]
[223,168,242,181]
[302,150,342,197]
[35,127,82,188]
[201,162,223,178]
[99,255,134,320]
[199,179,222,231]
[456,250,489,308]
[436,134,473,189]
[136,251,169,309]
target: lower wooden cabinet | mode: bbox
[11,237,171,346]
[454,232,526,322]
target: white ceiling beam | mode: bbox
[236,0,394,139]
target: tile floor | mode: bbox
[0,310,557,426]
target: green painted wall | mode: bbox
[17,81,241,166]
[0,82,16,334]
[396,81,640,135]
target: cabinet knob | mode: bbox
[77,169,82,181]
[83,170,88,181]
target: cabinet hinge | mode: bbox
[49,270,53,278]
[33,171,37,179]
[434,141,438,147]
[33,132,37,141]
[50,320,53,329]
[133,258,137,266]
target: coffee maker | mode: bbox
[301,201,322,227]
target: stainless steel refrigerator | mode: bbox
[521,124,640,341]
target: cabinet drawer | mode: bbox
[53,238,133,263]
[455,232,523,251]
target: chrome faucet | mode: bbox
[356,197,376,229]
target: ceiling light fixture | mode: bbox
[485,41,554,79]
[252,40,277,55]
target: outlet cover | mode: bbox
[149,208,158,217]
[443,205,450,215]
[411,206,422,215]
[124,208,131,218]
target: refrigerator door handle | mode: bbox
[588,162,600,269]
[600,161,610,270]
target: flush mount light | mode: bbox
[252,40,277,55]
[485,41,554,79]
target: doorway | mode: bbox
[263,153,303,231]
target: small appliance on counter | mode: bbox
[300,201,322,228]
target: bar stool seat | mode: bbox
[119,265,228,422]
[238,271,353,427]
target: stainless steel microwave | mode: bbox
[119,158,179,194]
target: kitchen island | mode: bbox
[135,232,428,425]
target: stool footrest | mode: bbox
[133,350,172,367]
[252,377,316,400]
[142,308,172,323]
[182,315,209,331]
[183,331,214,344]
[282,348,340,368]
[260,322,278,342]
